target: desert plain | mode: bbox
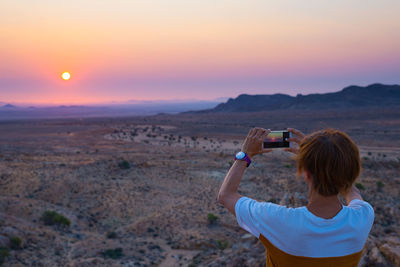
[0,107,399,266]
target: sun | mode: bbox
[62,72,71,80]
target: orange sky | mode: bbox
[1,1,399,104]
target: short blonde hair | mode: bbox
[297,129,361,196]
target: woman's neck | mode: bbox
[306,190,342,219]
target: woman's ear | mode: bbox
[304,170,313,184]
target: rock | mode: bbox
[379,241,400,266]
[369,246,389,266]
[0,235,10,247]
[229,256,246,267]
[241,234,253,240]
[384,236,400,247]
[1,226,18,238]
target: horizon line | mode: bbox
[1,82,397,106]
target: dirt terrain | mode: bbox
[0,108,399,266]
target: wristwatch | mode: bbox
[235,151,251,167]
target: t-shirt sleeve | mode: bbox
[235,196,284,238]
[348,199,375,229]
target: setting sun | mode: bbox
[62,72,71,80]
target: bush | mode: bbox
[207,213,218,225]
[106,231,117,239]
[102,248,123,259]
[10,236,22,250]
[355,183,365,190]
[216,240,229,250]
[0,247,10,265]
[118,160,131,169]
[376,181,384,191]
[40,211,71,227]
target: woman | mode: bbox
[218,128,374,266]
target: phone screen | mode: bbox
[263,131,291,148]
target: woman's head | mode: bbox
[296,129,360,196]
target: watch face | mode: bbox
[236,151,245,160]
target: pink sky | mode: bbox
[1,1,399,104]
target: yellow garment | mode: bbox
[259,234,363,267]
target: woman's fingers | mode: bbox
[248,128,255,137]
[256,128,270,139]
[250,127,267,139]
[287,128,305,138]
[242,128,271,157]
[259,130,270,142]
[253,127,263,137]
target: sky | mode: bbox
[1,0,399,104]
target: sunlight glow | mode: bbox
[62,72,71,80]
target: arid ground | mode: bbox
[0,108,399,266]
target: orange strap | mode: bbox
[259,234,363,267]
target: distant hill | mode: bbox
[2,104,17,108]
[197,83,400,112]
[0,100,221,121]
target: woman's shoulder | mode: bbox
[344,199,375,228]
[347,199,374,213]
[235,196,306,223]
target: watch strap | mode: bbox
[235,152,251,167]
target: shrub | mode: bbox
[216,240,229,250]
[207,213,218,225]
[376,181,384,191]
[40,211,71,227]
[118,160,131,169]
[355,183,365,190]
[284,163,292,168]
[102,248,123,259]
[0,247,10,265]
[10,236,22,250]
[106,231,117,239]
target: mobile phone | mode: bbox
[263,131,292,148]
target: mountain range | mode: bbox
[1,84,399,120]
[198,83,400,112]
[0,100,221,120]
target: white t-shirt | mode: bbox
[235,197,374,257]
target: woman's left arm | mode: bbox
[217,128,271,215]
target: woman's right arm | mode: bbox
[342,185,363,205]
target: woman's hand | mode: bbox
[284,128,305,155]
[242,128,272,159]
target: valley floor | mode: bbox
[0,108,399,266]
